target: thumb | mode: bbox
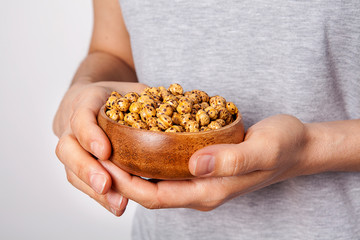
[189,142,260,177]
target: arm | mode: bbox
[53,0,146,216]
[100,115,360,210]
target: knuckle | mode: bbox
[223,148,243,176]
[145,200,162,210]
[55,134,71,160]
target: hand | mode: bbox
[53,81,147,216]
[100,114,311,211]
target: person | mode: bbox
[53,0,360,239]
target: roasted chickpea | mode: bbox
[146,117,158,129]
[179,113,193,127]
[200,102,210,109]
[183,91,192,97]
[172,112,182,125]
[192,103,201,111]
[163,94,177,103]
[168,83,183,95]
[217,107,231,122]
[172,125,184,132]
[157,114,173,130]
[157,103,173,117]
[208,121,222,130]
[226,102,238,115]
[124,112,140,126]
[141,87,152,95]
[205,106,218,120]
[140,104,156,122]
[129,102,143,114]
[124,92,139,103]
[197,90,210,102]
[200,126,211,132]
[132,120,148,129]
[106,95,118,109]
[165,99,179,110]
[137,94,154,105]
[118,120,126,125]
[165,126,179,133]
[215,118,226,127]
[188,93,201,104]
[158,86,167,92]
[196,109,211,126]
[160,89,171,99]
[178,96,192,104]
[185,120,200,132]
[106,108,120,121]
[210,95,226,108]
[177,101,193,114]
[110,91,122,98]
[115,98,131,112]
[149,127,162,132]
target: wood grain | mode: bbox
[98,105,244,179]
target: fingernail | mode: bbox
[91,142,103,158]
[108,194,123,214]
[90,173,107,194]
[194,155,215,176]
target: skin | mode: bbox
[53,0,360,216]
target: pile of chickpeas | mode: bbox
[104,83,239,133]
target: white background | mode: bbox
[0,1,136,239]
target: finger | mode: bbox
[99,160,227,209]
[66,168,128,216]
[70,87,112,160]
[188,140,273,177]
[100,160,277,210]
[56,133,112,195]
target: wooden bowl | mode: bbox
[97,105,245,180]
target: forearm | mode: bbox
[303,119,360,174]
[71,51,137,87]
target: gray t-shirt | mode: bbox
[118,0,360,239]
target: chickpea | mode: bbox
[168,83,183,95]
[177,101,193,114]
[198,90,210,102]
[132,120,148,130]
[111,91,122,98]
[129,102,143,114]
[200,126,211,132]
[115,98,131,112]
[226,102,238,115]
[215,119,226,127]
[208,121,222,130]
[137,94,154,105]
[157,114,173,130]
[179,113,193,127]
[217,107,231,122]
[140,104,156,122]
[124,92,139,103]
[200,102,210,109]
[148,87,160,96]
[156,103,173,117]
[165,126,179,133]
[165,99,179,110]
[205,106,218,120]
[192,103,201,111]
[118,120,126,125]
[106,108,120,121]
[185,120,200,132]
[141,87,152,95]
[160,89,172,99]
[183,91,192,97]
[172,112,182,125]
[106,95,118,109]
[188,93,201,104]
[163,94,177,103]
[146,117,158,129]
[196,109,211,126]
[210,95,226,108]
[124,112,140,126]
[172,125,184,132]
[157,86,167,92]
[149,127,162,132]
[178,96,192,104]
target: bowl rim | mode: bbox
[99,104,243,136]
